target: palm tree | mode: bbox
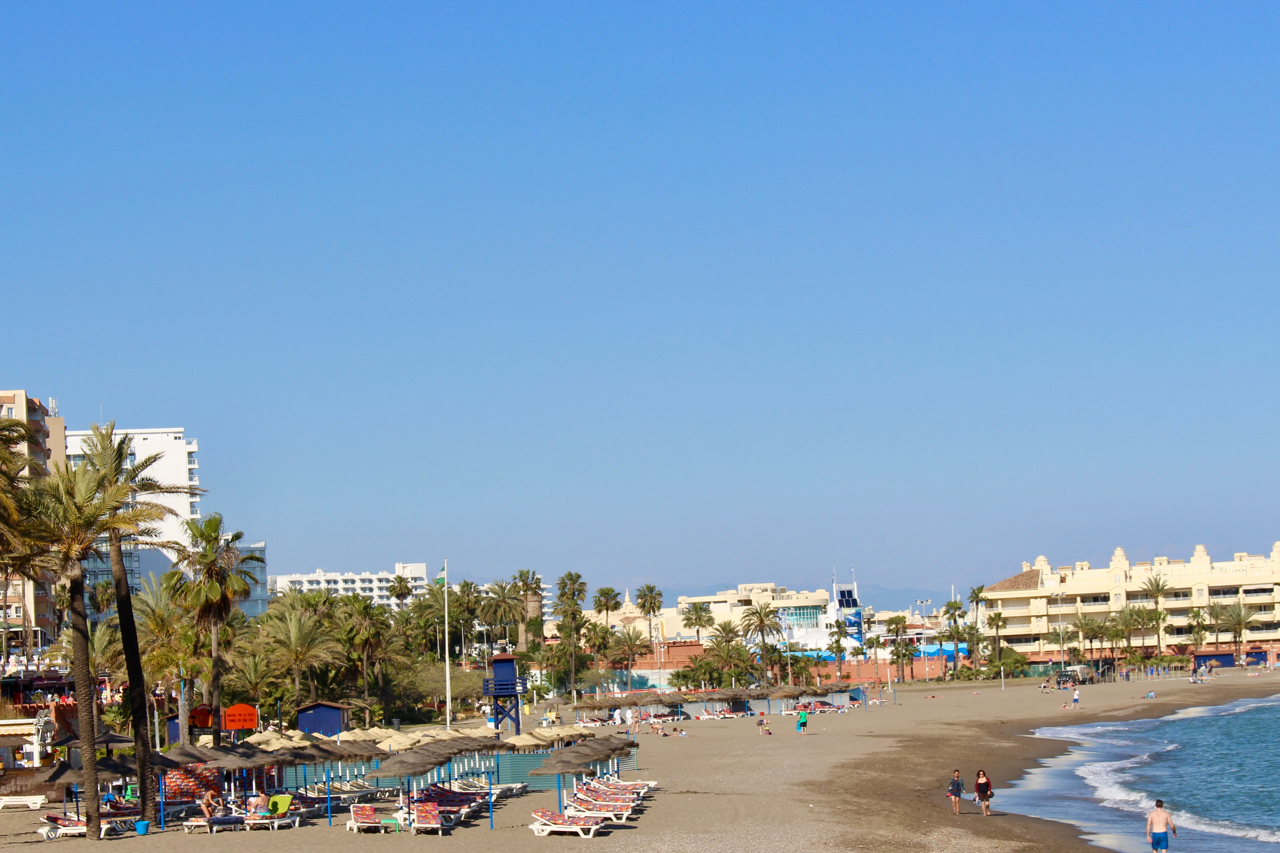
[583,622,615,682]
[985,612,1007,665]
[710,619,741,643]
[91,578,116,615]
[164,514,264,747]
[1111,605,1142,653]
[635,584,663,646]
[826,620,848,680]
[862,635,884,680]
[740,603,783,681]
[552,591,585,698]
[480,581,524,648]
[0,418,44,663]
[682,602,714,644]
[593,587,621,630]
[79,422,203,821]
[341,595,390,700]
[609,626,650,691]
[1072,615,1100,662]
[1141,577,1172,655]
[1045,626,1078,665]
[24,462,163,840]
[942,599,966,675]
[1219,602,1257,660]
[1205,602,1228,652]
[387,575,413,609]
[513,570,543,652]
[885,615,910,681]
[262,608,342,707]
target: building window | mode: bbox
[187,452,197,465]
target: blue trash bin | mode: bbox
[135,820,150,836]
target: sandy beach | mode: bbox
[4,672,1278,852]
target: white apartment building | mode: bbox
[673,582,833,648]
[66,427,204,622]
[983,543,1280,662]
[66,427,201,544]
[269,563,429,609]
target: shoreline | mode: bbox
[826,674,1280,852]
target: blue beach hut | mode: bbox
[297,701,351,736]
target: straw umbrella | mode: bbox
[529,755,598,811]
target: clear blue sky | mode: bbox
[8,3,1279,609]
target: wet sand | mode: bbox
[3,671,1277,852]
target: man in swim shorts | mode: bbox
[1146,799,1176,850]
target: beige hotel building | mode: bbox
[982,543,1280,661]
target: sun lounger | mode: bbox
[563,796,633,823]
[345,804,389,833]
[0,795,47,810]
[409,803,446,835]
[183,815,246,834]
[528,808,606,838]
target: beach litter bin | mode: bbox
[135,820,150,836]
[392,719,401,731]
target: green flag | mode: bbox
[435,565,447,585]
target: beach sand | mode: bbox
[4,672,1277,852]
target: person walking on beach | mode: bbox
[1072,687,1080,710]
[946,770,966,815]
[974,769,993,817]
[797,708,808,735]
[1146,800,1177,850]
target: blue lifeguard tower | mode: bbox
[483,654,527,736]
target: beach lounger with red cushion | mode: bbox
[563,796,634,823]
[410,803,447,835]
[345,804,389,833]
[528,809,607,838]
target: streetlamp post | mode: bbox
[915,600,931,681]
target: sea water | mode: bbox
[999,694,1280,853]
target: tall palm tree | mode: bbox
[885,614,910,682]
[827,620,848,680]
[341,595,390,700]
[985,612,1007,666]
[1141,577,1172,655]
[606,625,650,691]
[1072,615,1100,662]
[164,514,264,747]
[1111,605,1142,653]
[80,422,202,822]
[862,634,884,680]
[635,584,664,646]
[1220,602,1257,660]
[25,462,162,840]
[0,419,43,674]
[513,570,543,652]
[592,586,621,630]
[481,581,524,648]
[942,599,966,675]
[387,575,413,609]
[1205,602,1228,652]
[262,608,343,707]
[682,602,714,644]
[740,603,783,680]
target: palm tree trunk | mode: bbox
[178,674,190,746]
[210,623,222,747]
[362,648,370,701]
[293,668,301,708]
[106,532,154,822]
[68,564,102,840]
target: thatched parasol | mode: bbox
[163,744,222,764]
[528,756,597,777]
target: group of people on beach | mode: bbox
[945,769,994,816]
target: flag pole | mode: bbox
[443,559,452,730]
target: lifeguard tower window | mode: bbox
[837,590,859,608]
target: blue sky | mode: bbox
[7,3,1280,610]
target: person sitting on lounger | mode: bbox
[201,791,225,818]
[249,792,271,815]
